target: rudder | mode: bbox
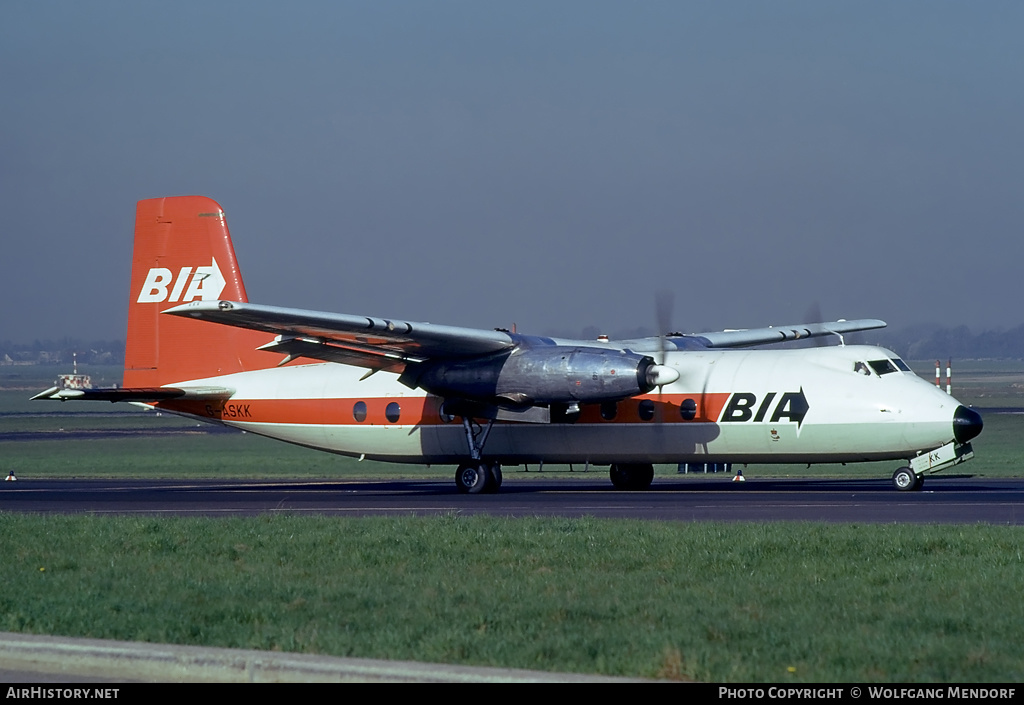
[124,196,270,387]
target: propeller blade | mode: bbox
[804,302,830,347]
[655,289,674,364]
[652,290,677,424]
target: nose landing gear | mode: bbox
[893,439,977,491]
[892,466,924,492]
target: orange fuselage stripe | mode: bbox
[157,393,733,426]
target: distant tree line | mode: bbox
[866,323,1024,361]
[0,339,125,365]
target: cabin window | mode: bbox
[638,399,655,421]
[600,401,617,420]
[869,359,898,376]
[353,401,367,422]
[679,398,697,421]
[385,402,401,423]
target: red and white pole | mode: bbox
[935,360,941,389]
[946,358,952,395]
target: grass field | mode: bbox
[3,362,1024,681]
[2,514,1023,682]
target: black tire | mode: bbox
[637,463,654,489]
[456,463,488,494]
[892,467,917,492]
[610,463,631,490]
[609,463,655,491]
[484,463,503,493]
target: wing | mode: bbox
[680,318,886,349]
[165,301,884,363]
[163,300,515,370]
[610,318,886,353]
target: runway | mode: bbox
[3,475,1024,523]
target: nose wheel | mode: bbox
[892,466,924,492]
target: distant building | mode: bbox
[57,353,92,389]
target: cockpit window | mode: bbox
[892,358,911,372]
[854,361,871,375]
[869,359,899,376]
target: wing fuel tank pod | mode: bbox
[401,346,678,406]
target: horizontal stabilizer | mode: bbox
[31,386,235,402]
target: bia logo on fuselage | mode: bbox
[719,389,809,427]
[137,258,227,303]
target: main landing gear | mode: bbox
[454,416,502,494]
[452,414,655,494]
[609,463,655,491]
[455,461,503,494]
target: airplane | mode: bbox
[34,195,983,493]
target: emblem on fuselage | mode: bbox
[719,389,809,428]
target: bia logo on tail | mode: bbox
[137,259,227,303]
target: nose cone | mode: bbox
[953,405,983,443]
[646,364,680,388]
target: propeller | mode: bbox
[805,301,830,348]
[648,290,680,418]
[656,289,674,367]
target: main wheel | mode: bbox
[610,464,631,490]
[483,463,503,493]
[892,467,918,492]
[609,463,655,490]
[637,463,655,489]
[456,463,489,494]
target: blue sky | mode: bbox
[3,1,1023,342]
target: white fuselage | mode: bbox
[156,345,961,466]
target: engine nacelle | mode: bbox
[401,346,678,406]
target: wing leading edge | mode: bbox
[678,318,886,349]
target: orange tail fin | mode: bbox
[124,196,271,387]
